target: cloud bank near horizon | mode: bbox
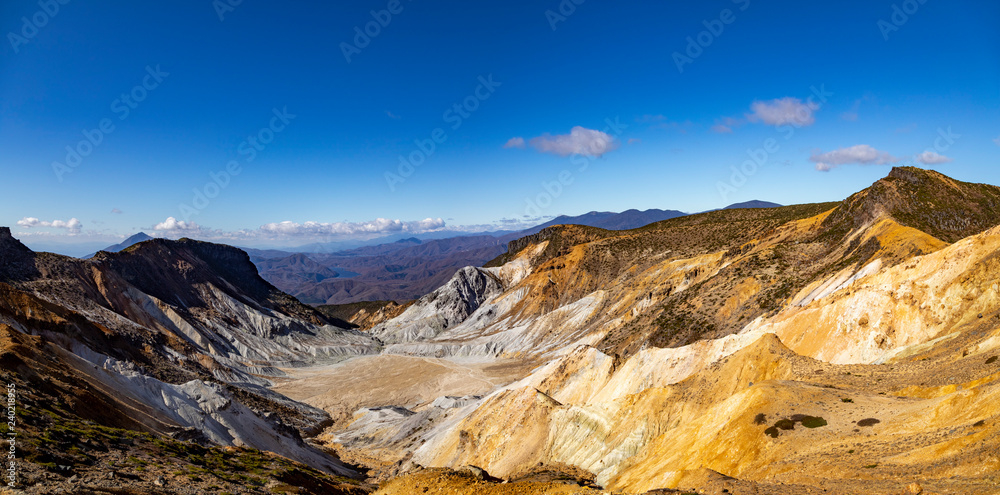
[16,217,83,234]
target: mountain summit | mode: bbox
[824,166,1000,243]
[84,231,153,258]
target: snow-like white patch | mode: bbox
[59,345,355,476]
[794,259,882,306]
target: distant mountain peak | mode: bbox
[533,209,686,232]
[123,232,153,243]
[724,200,782,209]
[84,232,154,259]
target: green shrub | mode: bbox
[775,419,796,430]
[801,416,827,428]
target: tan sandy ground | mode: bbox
[272,354,538,427]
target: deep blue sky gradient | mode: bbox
[1,0,997,249]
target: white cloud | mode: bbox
[385,110,401,120]
[8,215,479,248]
[527,126,619,157]
[627,138,641,145]
[710,124,733,134]
[993,135,1000,146]
[810,144,899,172]
[111,208,123,214]
[503,137,526,149]
[915,150,953,165]
[748,97,819,127]
[16,217,82,234]
[139,216,450,246]
[258,218,445,237]
[153,217,202,232]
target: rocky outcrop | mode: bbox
[0,233,381,479]
[0,226,39,281]
[371,266,505,344]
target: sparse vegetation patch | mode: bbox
[762,414,828,438]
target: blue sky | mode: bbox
[1,0,998,252]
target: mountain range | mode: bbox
[12,170,1000,493]
[86,203,774,307]
[247,202,774,305]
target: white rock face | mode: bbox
[792,259,882,306]
[367,243,619,360]
[334,395,485,454]
[370,242,550,350]
[113,281,381,381]
[62,346,357,476]
[371,266,505,344]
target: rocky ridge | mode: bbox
[0,232,382,492]
[307,168,1000,494]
